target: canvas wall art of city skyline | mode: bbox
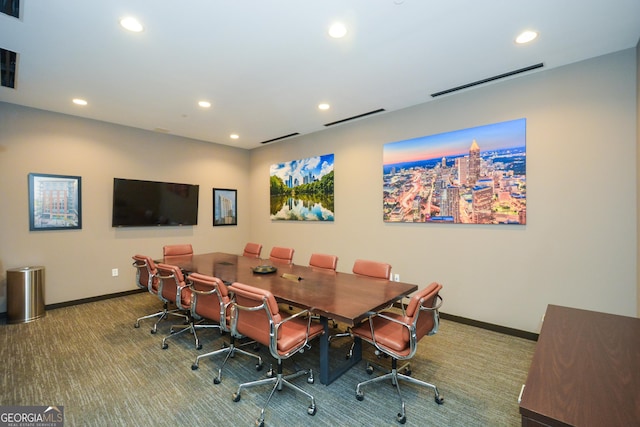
[383,118,526,225]
[270,153,334,221]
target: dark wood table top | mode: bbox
[162,252,418,326]
[519,304,640,427]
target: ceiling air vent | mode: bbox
[1,1,19,18]
[1,48,17,89]
[260,132,300,144]
[431,63,544,98]
[324,108,386,127]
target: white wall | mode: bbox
[249,49,638,333]
[0,105,251,309]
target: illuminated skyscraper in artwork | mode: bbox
[468,139,480,185]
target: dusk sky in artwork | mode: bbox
[383,118,526,165]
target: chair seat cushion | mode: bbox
[276,317,324,355]
[351,312,410,356]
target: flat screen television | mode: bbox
[112,178,199,227]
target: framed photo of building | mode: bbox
[213,188,237,226]
[28,173,82,231]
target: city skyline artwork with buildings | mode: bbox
[383,118,526,224]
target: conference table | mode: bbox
[161,252,418,385]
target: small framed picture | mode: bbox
[28,173,82,231]
[213,188,237,226]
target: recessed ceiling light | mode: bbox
[515,30,538,44]
[318,103,330,110]
[328,22,347,38]
[198,101,211,108]
[120,17,144,32]
[72,98,87,106]
[230,134,239,140]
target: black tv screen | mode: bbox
[112,178,199,227]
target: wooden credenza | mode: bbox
[519,305,640,426]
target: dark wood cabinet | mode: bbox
[519,305,640,426]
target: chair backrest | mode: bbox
[309,253,338,271]
[352,259,392,280]
[156,263,190,309]
[242,242,263,258]
[132,254,158,292]
[163,244,193,258]
[229,282,282,349]
[188,272,230,328]
[229,281,322,360]
[363,282,442,360]
[404,282,443,343]
[269,246,294,264]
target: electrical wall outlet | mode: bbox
[394,273,400,282]
[112,268,119,277]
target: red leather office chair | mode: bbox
[308,253,338,271]
[163,244,193,260]
[329,259,393,346]
[351,282,444,424]
[155,263,200,350]
[132,254,186,333]
[308,253,339,326]
[352,259,391,280]
[269,246,294,264]
[229,282,324,427]
[242,242,263,258]
[188,273,263,384]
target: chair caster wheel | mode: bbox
[307,375,314,384]
[256,362,263,371]
[307,405,317,416]
[404,368,411,376]
[256,418,264,427]
[345,353,351,360]
[435,395,444,404]
[191,364,199,370]
[134,322,140,328]
[196,344,202,350]
[366,365,374,375]
[213,377,221,385]
[232,392,241,402]
[396,414,406,424]
[356,391,364,401]
[150,329,157,334]
[267,369,274,378]
[162,343,168,350]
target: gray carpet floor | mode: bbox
[0,292,535,426]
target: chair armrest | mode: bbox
[188,282,219,296]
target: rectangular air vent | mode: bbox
[324,108,386,127]
[431,63,544,98]
[1,0,20,18]
[260,132,300,144]
[1,48,17,89]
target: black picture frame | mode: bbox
[213,188,237,226]
[28,173,82,231]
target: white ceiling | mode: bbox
[1,1,639,150]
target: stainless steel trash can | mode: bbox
[7,266,45,324]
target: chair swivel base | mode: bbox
[355,359,443,425]
[161,319,202,350]
[191,338,263,385]
[134,304,188,334]
[232,362,317,427]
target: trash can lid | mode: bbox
[8,266,44,272]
